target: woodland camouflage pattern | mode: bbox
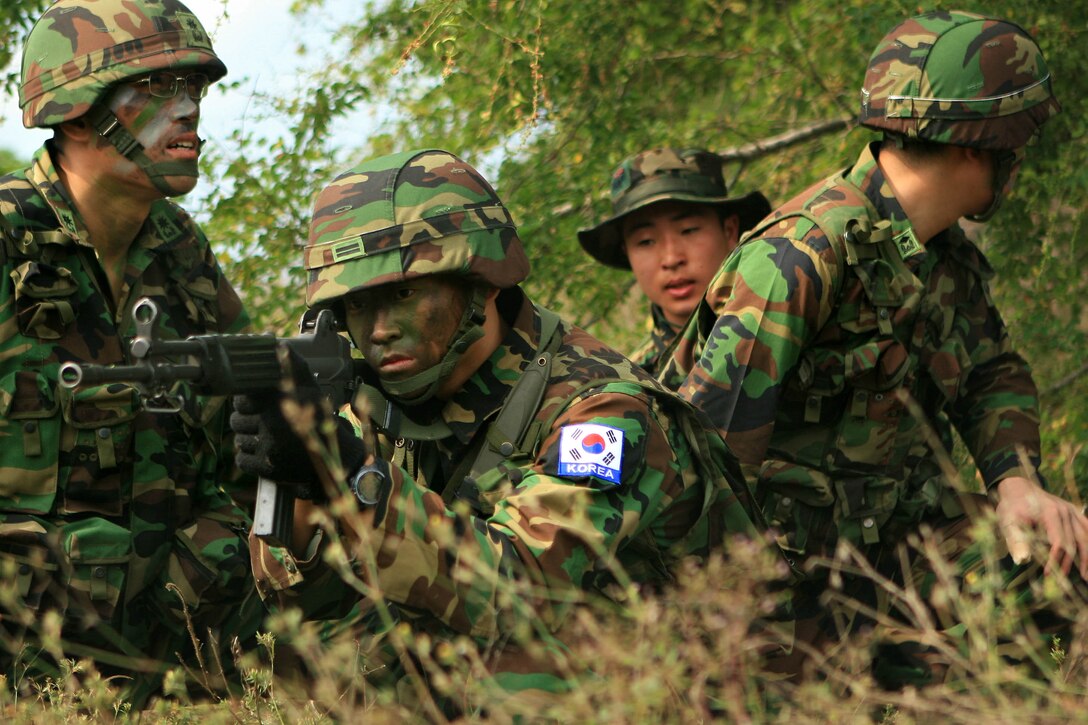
[665,136,1076,683]
[304,149,530,308]
[256,149,765,702]
[673,141,1044,560]
[629,304,677,376]
[0,146,262,696]
[577,147,770,270]
[20,0,226,128]
[859,10,1060,150]
[253,288,762,695]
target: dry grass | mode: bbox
[3,506,1088,724]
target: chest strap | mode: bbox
[442,305,563,507]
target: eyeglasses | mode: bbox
[130,71,211,100]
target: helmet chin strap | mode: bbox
[85,104,199,197]
[965,148,1018,224]
[379,286,489,404]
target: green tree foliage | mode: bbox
[0,147,22,174]
[0,0,49,94]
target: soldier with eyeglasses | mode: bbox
[0,0,262,704]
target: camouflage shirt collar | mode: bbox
[27,142,90,245]
[25,142,189,255]
[647,303,678,354]
[440,287,540,446]
[650,304,678,340]
[845,142,926,260]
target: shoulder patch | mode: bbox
[557,423,624,485]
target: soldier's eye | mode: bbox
[343,293,371,312]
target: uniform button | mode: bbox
[780,497,792,507]
[406,440,416,451]
[874,393,884,401]
[97,427,111,439]
[394,438,405,448]
[879,309,889,319]
[18,564,30,575]
[862,517,875,529]
[93,566,106,579]
[23,422,36,433]
[498,441,514,456]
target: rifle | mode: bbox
[58,297,363,544]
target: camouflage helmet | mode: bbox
[577,148,771,269]
[304,149,530,309]
[859,10,1060,151]
[20,0,226,128]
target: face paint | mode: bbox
[345,277,471,398]
[103,83,202,195]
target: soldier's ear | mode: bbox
[55,116,93,144]
[721,213,740,247]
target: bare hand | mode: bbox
[994,476,1088,579]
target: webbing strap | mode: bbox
[442,305,562,506]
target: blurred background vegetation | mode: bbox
[1,0,1085,488]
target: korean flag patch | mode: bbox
[557,424,624,485]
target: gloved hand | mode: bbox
[230,348,368,499]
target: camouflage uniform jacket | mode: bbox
[253,287,757,640]
[629,303,677,376]
[673,142,1041,556]
[0,143,254,650]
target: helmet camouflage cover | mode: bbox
[20,0,226,128]
[304,149,530,309]
[860,10,1060,150]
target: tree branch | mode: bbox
[717,117,855,163]
[554,116,857,219]
[1042,360,1088,398]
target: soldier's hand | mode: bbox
[994,475,1088,579]
[231,350,367,498]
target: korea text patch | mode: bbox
[557,424,624,485]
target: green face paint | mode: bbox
[103,83,203,195]
[345,276,471,398]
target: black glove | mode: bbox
[230,349,368,498]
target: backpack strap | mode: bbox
[442,304,563,506]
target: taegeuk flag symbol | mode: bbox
[557,423,625,484]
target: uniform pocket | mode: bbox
[757,459,837,558]
[62,517,130,623]
[0,518,60,613]
[10,260,79,339]
[836,340,911,466]
[0,371,60,512]
[833,476,900,546]
[57,383,140,516]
